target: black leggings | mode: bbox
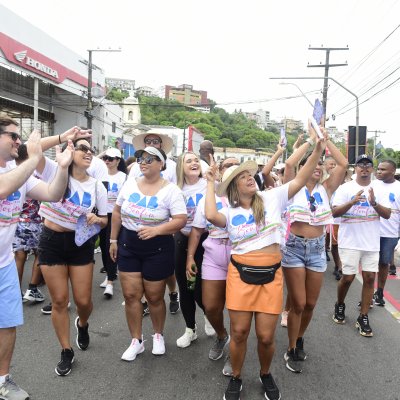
[174,231,207,330]
[99,213,117,281]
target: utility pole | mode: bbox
[368,130,386,159]
[307,46,349,117]
[85,48,121,129]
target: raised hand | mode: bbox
[55,139,74,168]
[368,187,376,205]
[308,120,318,142]
[26,130,43,162]
[61,126,92,143]
[206,154,219,182]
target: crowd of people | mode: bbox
[0,113,399,400]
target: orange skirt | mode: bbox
[226,252,283,314]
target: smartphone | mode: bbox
[310,99,324,139]
[280,127,287,147]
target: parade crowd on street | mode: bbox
[1,114,399,400]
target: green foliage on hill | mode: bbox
[138,95,287,151]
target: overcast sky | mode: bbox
[2,0,400,149]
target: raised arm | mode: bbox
[0,130,42,199]
[261,142,285,183]
[287,138,326,199]
[205,157,226,228]
[284,127,317,183]
[322,131,348,198]
[40,126,92,152]
[27,140,74,202]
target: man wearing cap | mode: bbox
[332,154,391,337]
[129,131,179,314]
[130,131,177,184]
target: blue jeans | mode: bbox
[282,232,327,272]
[379,237,398,265]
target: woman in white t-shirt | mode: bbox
[98,148,127,298]
[173,152,209,348]
[37,138,108,377]
[281,126,348,374]
[110,147,187,361]
[205,140,326,400]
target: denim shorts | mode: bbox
[379,237,398,265]
[38,226,95,266]
[117,227,175,281]
[0,260,23,328]
[281,232,327,272]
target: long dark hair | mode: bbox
[117,158,127,174]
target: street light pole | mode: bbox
[279,82,314,108]
[271,76,360,159]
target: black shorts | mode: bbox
[38,226,95,266]
[117,226,175,281]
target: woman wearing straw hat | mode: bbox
[129,131,180,314]
[205,137,326,400]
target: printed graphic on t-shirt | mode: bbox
[0,190,22,226]
[123,192,165,225]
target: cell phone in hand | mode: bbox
[280,127,287,147]
[310,99,324,139]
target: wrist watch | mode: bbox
[370,200,377,207]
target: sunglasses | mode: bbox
[102,156,117,162]
[309,195,317,212]
[0,131,22,142]
[144,138,162,145]
[356,163,373,169]
[75,144,95,154]
[137,156,158,165]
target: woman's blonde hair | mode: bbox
[226,176,265,227]
[176,151,202,189]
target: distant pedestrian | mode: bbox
[199,140,214,174]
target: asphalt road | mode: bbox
[11,253,400,400]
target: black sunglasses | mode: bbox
[0,131,22,142]
[137,156,158,165]
[102,155,117,162]
[75,144,95,154]
[144,138,162,145]
[309,195,317,212]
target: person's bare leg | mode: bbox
[0,328,16,376]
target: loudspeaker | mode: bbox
[347,126,367,164]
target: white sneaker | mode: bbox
[104,284,113,298]
[281,311,288,327]
[24,287,45,302]
[176,327,197,348]
[152,333,166,355]
[121,338,144,361]
[204,316,216,336]
[99,278,108,288]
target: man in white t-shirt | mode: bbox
[130,131,179,313]
[372,160,400,306]
[0,115,73,399]
[331,154,391,337]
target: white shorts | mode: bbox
[339,248,379,275]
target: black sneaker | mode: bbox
[389,264,397,276]
[284,348,302,373]
[100,266,106,273]
[260,373,281,400]
[326,251,330,261]
[373,290,385,307]
[41,302,52,314]
[333,302,346,324]
[75,317,90,350]
[55,348,74,376]
[296,337,307,361]
[142,301,150,317]
[356,314,373,337]
[334,269,342,281]
[169,291,180,314]
[223,377,242,400]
